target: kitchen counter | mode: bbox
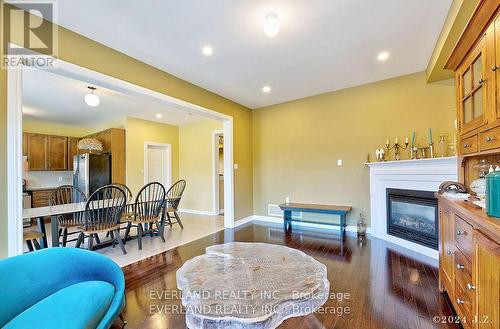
[26,186,58,191]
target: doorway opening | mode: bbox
[144,142,172,189]
[213,131,224,215]
[6,50,235,257]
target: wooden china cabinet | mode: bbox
[437,2,500,329]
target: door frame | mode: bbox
[144,142,172,189]
[6,51,235,256]
[212,130,224,215]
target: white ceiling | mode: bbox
[22,68,206,127]
[44,0,451,108]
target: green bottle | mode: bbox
[486,170,500,218]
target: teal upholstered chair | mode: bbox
[0,248,125,329]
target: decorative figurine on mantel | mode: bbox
[386,137,408,161]
[375,149,386,162]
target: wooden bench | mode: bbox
[279,203,352,236]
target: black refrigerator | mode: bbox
[73,153,112,196]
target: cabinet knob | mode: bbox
[486,136,494,142]
[493,65,499,72]
[456,230,463,236]
[447,250,452,255]
[457,263,464,270]
[456,298,464,305]
[466,283,476,290]
[463,144,470,148]
[478,78,485,84]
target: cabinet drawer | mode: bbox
[454,250,474,294]
[460,135,478,154]
[455,282,473,327]
[455,215,473,261]
[479,125,500,151]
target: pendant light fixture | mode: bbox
[84,86,100,107]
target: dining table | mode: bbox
[22,197,175,249]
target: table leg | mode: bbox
[283,210,292,231]
[36,216,48,249]
[340,214,346,236]
[51,215,59,247]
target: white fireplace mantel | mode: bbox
[366,156,458,259]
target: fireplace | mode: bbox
[386,188,438,250]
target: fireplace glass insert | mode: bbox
[386,188,438,250]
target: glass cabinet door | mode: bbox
[458,38,486,133]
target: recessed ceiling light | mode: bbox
[202,46,214,56]
[264,12,280,38]
[377,51,389,61]
[262,85,271,93]
[156,113,163,119]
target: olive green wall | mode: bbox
[179,119,223,212]
[0,9,253,257]
[125,117,179,194]
[252,72,456,227]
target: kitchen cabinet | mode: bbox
[27,134,48,171]
[22,133,28,156]
[473,231,499,329]
[437,195,499,329]
[48,136,68,171]
[25,133,70,171]
[31,189,55,208]
[67,137,79,171]
[439,206,455,293]
[457,36,487,134]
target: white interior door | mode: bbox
[145,144,171,189]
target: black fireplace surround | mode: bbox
[386,188,438,250]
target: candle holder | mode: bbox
[386,139,408,161]
[409,146,418,159]
[429,142,434,158]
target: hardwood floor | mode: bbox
[114,223,460,329]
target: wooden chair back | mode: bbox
[166,179,186,211]
[84,185,126,232]
[49,185,87,226]
[111,183,133,201]
[134,182,166,223]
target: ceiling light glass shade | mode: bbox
[202,46,214,56]
[377,51,389,61]
[77,138,103,152]
[264,12,280,38]
[84,93,100,107]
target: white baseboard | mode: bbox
[179,209,217,216]
[234,216,254,227]
[251,215,372,234]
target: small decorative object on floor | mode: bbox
[77,138,103,152]
[357,213,366,237]
[176,242,330,329]
[386,137,408,161]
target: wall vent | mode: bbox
[267,204,302,219]
[268,204,283,217]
